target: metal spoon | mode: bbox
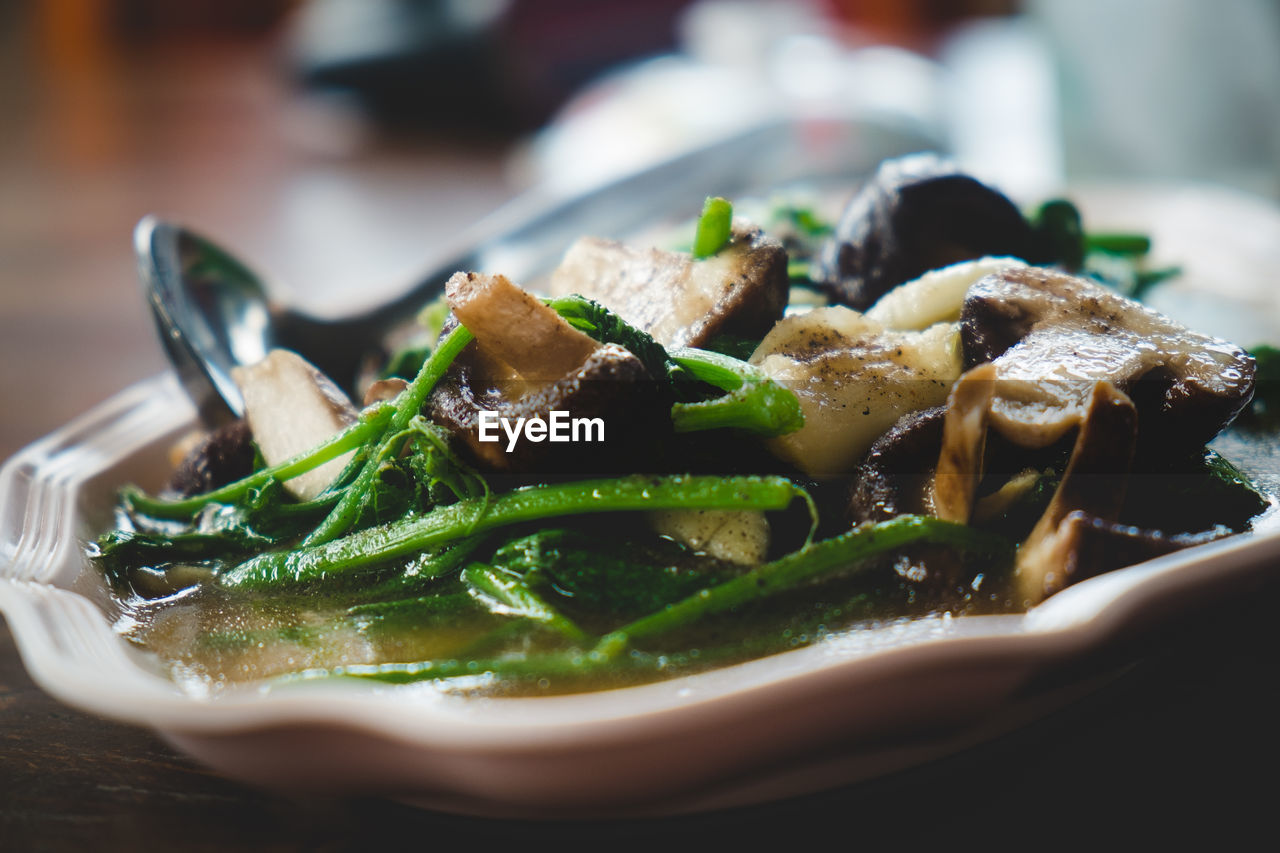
[136,215,444,425]
[137,119,931,426]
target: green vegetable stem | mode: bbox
[122,402,396,521]
[669,347,803,436]
[604,515,1010,650]
[302,324,475,546]
[692,196,733,259]
[301,515,1010,685]
[221,475,808,590]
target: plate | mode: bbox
[3,178,1280,819]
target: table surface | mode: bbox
[2,18,1279,852]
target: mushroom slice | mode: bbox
[849,406,946,524]
[1024,513,1234,592]
[166,419,254,498]
[231,349,358,500]
[548,222,788,348]
[648,509,770,566]
[931,363,997,523]
[362,377,409,407]
[1015,381,1138,604]
[865,256,1026,331]
[434,273,669,474]
[446,271,599,381]
[429,343,668,474]
[816,153,1034,310]
[751,306,962,476]
[962,267,1255,450]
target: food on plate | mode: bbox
[92,154,1273,696]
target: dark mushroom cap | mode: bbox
[961,266,1256,451]
[849,406,946,525]
[166,419,254,498]
[429,342,671,476]
[816,153,1033,311]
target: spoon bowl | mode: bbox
[135,217,408,424]
[136,217,274,422]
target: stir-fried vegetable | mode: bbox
[92,156,1272,697]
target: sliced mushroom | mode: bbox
[446,271,600,380]
[1024,513,1236,594]
[750,306,962,476]
[430,274,669,474]
[931,363,997,523]
[816,154,1033,310]
[429,342,667,474]
[548,222,788,348]
[962,267,1255,449]
[849,406,947,524]
[648,509,770,566]
[166,419,254,498]
[1013,381,1138,603]
[363,377,409,407]
[231,349,358,500]
[865,256,1027,331]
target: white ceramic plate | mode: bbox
[3,183,1280,819]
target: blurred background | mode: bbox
[1,0,1278,456]
[2,3,1280,845]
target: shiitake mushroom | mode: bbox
[815,153,1034,310]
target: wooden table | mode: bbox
[2,17,1279,852]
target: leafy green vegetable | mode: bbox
[303,325,476,546]
[668,347,803,436]
[342,537,484,603]
[219,475,809,590]
[463,562,586,642]
[692,196,733,259]
[489,529,734,620]
[1119,449,1268,533]
[121,403,395,521]
[380,344,433,382]
[1244,344,1280,425]
[603,515,1010,650]
[548,294,674,382]
[1028,198,1175,299]
[1029,199,1085,270]
[786,259,813,283]
[700,334,762,362]
[1128,265,1182,300]
[94,528,261,586]
[770,201,833,238]
[551,295,802,434]
[293,515,1010,686]
[1085,232,1152,256]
